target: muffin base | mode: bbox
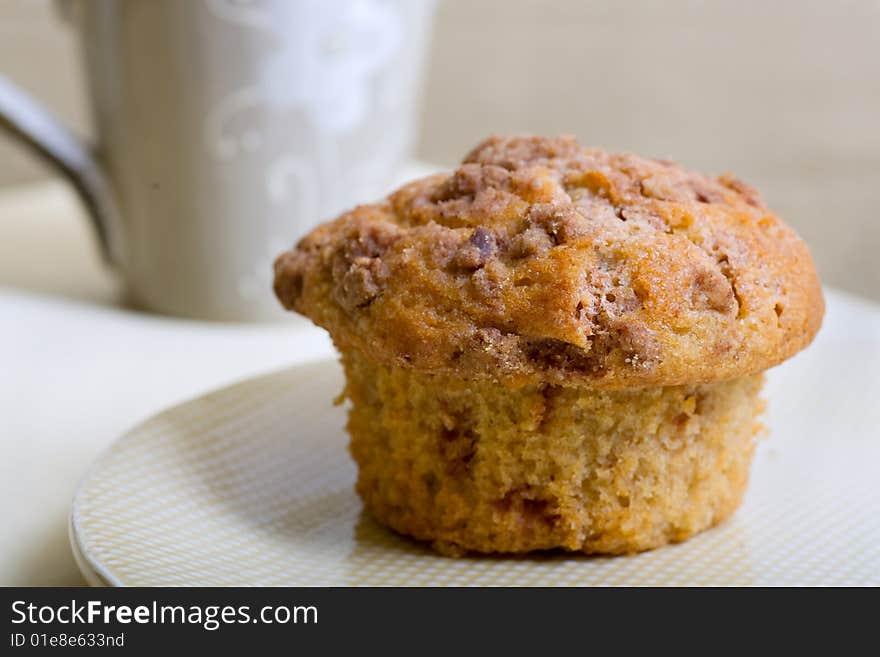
[343,354,764,556]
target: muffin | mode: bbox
[274,135,823,555]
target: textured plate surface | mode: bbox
[72,298,880,586]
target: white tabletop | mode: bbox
[2,180,879,586]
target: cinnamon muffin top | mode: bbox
[274,135,823,387]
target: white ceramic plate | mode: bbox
[71,305,880,585]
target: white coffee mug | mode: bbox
[0,0,436,321]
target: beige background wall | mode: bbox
[1,0,878,300]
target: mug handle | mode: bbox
[0,74,121,264]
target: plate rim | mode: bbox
[68,361,329,587]
[69,512,115,587]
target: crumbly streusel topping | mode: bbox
[274,135,823,387]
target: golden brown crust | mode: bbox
[345,353,764,555]
[275,135,823,387]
